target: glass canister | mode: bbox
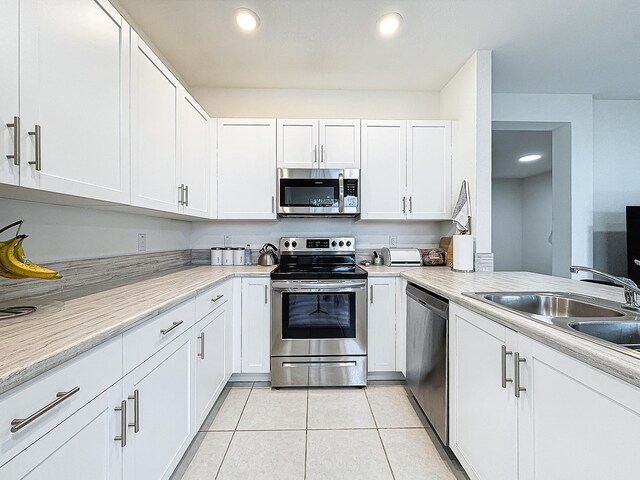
[233,247,245,265]
[210,247,223,266]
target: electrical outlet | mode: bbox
[389,235,397,247]
[224,235,232,246]
[137,233,147,252]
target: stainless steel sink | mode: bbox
[569,321,640,351]
[481,293,624,318]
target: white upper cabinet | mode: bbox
[130,32,179,213]
[407,121,452,219]
[179,92,210,218]
[361,121,407,220]
[277,119,360,169]
[217,119,277,220]
[0,0,19,186]
[18,0,130,203]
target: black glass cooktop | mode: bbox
[271,256,368,280]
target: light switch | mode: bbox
[138,233,147,252]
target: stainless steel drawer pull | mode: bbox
[128,389,139,433]
[501,345,513,388]
[114,400,127,447]
[409,196,413,213]
[184,184,189,206]
[313,145,318,163]
[514,352,526,398]
[6,116,20,165]
[320,145,325,163]
[178,184,184,205]
[271,196,275,214]
[198,332,205,359]
[370,285,374,304]
[402,196,406,214]
[10,386,80,433]
[160,320,183,335]
[282,361,357,368]
[28,125,42,171]
[264,285,268,304]
[211,294,224,303]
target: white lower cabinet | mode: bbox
[0,382,123,479]
[367,278,397,372]
[450,303,640,480]
[241,277,271,373]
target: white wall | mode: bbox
[522,171,553,274]
[439,51,493,260]
[492,179,523,271]
[0,198,191,262]
[593,100,640,276]
[492,94,593,274]
[192,88,440,119]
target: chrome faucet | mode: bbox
[570,265,640,311]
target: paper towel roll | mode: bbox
[453,234,474,272]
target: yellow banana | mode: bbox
[0,238,25,279]
[0,236,62,280]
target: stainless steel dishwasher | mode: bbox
[406,282,449,445]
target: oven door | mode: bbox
[271,280,367,356]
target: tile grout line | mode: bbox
[304,387,309,480]
[214,382,255,480]
[364,388,397,480]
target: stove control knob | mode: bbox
[346,240,352,247]
[339,241,344,247]
[284,241,290,248]
[331,241,337,247]
[292,241,297,248]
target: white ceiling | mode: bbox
[117,0,640,99]
[492,130,552,179]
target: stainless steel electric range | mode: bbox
[270,237,368,387]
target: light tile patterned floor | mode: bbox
[171,382,468,480]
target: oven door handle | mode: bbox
[272,281,366,291]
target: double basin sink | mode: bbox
[464,291,640,354]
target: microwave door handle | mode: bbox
[338,172,344,213]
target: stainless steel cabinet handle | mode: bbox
[320,145,325,164]
[184,184,189,206]
[198,332,205,359]
[28,125,42,171]
[264,285,268,304]
[114,400,127,447]
[128,389,139,433]
[271,196,275,214]
[501,345,513,388]
[178,184,184,205]
[6,116,20,165]
[313,145,317,164]
[283,361,357,368]
[160,320,183,335]
[211,294,224,303]
[514,352,526,398]
[402,196,406,214]
[370,285,374,304]
[409,196,413,213]
[10,386,80,433]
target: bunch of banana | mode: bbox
[0,234,62,280]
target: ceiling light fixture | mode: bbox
[234,8,260,32]
[519,154,542,162]
[377,12,403,36]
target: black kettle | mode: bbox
[258,243,279,266]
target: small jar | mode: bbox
[210,247,222,266]
[233,247,245,266]
[222,247,234,266]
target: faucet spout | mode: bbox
[570,265,640,310]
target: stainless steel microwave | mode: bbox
[276,169,360,217]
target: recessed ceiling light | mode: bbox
[377,12,402,36]
[519,154,542,162]
[234,8,260,32]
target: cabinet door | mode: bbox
[209,120,218,219]
[0,0,19,186]
[194,306,227,428]
[19,0,130,203]
[360,121,407,220]
[407,121,452,219]
[367,278,396,372]
[123,331,194,480]
[276,119,319,168]
[180,92,210,218]
[241,278,271,373]
[319,120,360,169]
[0,382,123,479]
[516,334,640,480]
[130,33,179,213]
[449,304,518,480]
[217,119,276,220]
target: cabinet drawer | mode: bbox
[195,280,232,320]
[123,299,196,374]
[0,336,122,467]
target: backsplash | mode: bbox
[0,250,191,304]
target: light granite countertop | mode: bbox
[0,265,275,396]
